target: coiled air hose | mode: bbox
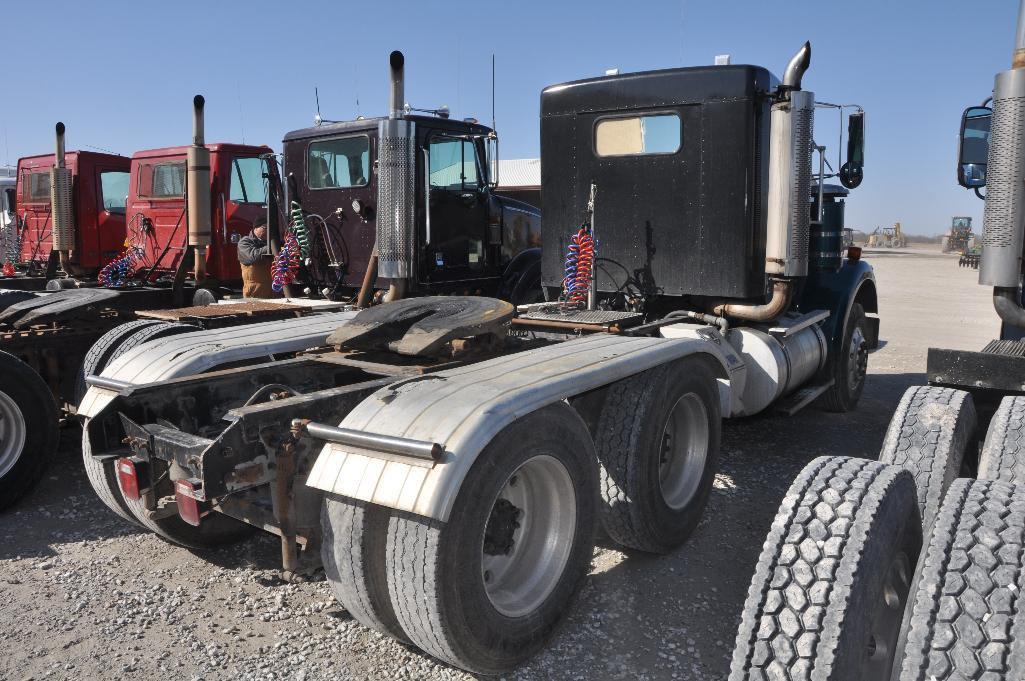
[562,225,596,303]
[98,245,145,287]
[271,231,301,293]
[290,201,311,262]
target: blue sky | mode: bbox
[6,0,1016,235]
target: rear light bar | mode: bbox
[175,479,204,526]
[116,457,150,501]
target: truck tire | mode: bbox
[894,478,1025,680]
[594,358,721,553]
[384,403,598,674]
[0,351,59,512]
[729,456,921,681]
[978,395,1025,483]
[820,302,869,413]
[81,428,139,526]
[321,496,409,642]
[79,322,194,525]
[879,386,976,531]
[74,319,166,403]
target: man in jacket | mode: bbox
[237,215,273,298]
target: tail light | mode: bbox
[116,457,149,500]
[847,246,862,261]
[175,479,203,526]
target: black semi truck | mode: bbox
[78,45,874,674]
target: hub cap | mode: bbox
[0,390,26,479]
[658,393,710,510]
[864,551,912,678]
[481,454,577,618]
[848,326,868,391]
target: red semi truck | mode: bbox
[2,137,130,288]
[123,143,272,288]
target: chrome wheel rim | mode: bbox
[658,393,710,510]
[0,389,26,479]
[865,551,911,678]
[481,454,577,618]
[848,326,868,391]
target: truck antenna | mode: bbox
[315,87,323,126]
[491,54,497,133]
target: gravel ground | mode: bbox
[0,248,995,680]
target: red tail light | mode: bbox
[116,457,148,500]
[175,479,203,526]
[847,246,862,261]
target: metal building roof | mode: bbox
[497,158,540,189]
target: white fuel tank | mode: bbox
[727,322,827,416]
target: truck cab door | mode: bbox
[96,166,130,266]
[422,135,489,284]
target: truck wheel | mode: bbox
[74,319,166,403]
[729,456,921,681]
[0,351,59,512]
[321,497,409,642]
[894,478,1025,680]
[978,395,1025,483]
[384,403,598,674]
[594,358,720,553]
[79,322,193,524]
[820,302,869,413]
[879,386,976,531]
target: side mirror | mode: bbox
[958,105,991,188]
[486,133,499,189]
[839,111,865,189]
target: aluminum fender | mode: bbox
[78,312,355,419]
[306,333,731,522]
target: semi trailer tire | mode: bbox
[879,386,976,531]
[729,456,921,681]
[80,321,193,524]
[74,319,166,403]
[383,403,598,674]
[0,351,59,512]
[894,478,1025,680]
[321,496,409,643]
[820,303,869,413]
[594,359,720,553]
[978,395,1025,484]
[81,429,139,526]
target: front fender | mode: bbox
[797,259,879,350]
[306,333,731,522]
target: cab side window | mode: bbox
[428,137,480,191]
[229,157,268,204]
[99,171,129,214]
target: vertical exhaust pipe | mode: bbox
[715,42,812,322]
[389,50,405,119]
[377,50,415,302]
[983,0,1025,327]
[50,122,75,273]
[187,95,212,284]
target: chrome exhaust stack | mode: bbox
[982,0,1025,328]
[377,51,415,301]
[187,95,212,283]
[716,42,812,321]
[50,122,74,272]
